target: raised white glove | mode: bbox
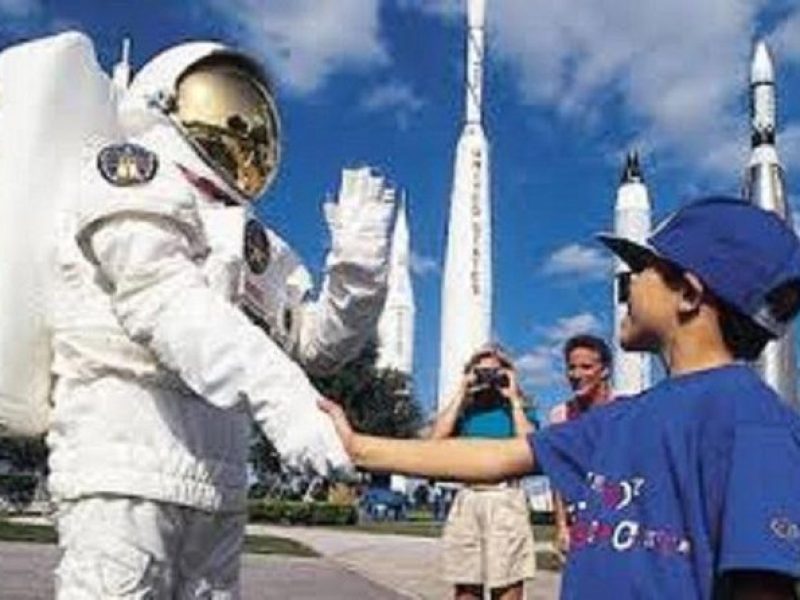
[290,167,396,374]
[323,166,396,263]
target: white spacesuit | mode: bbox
[41,39,395,598]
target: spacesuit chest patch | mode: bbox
[244,218,271,274]
[97,143,159,186]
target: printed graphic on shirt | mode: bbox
[769,515,800,548]
[567,472,692,557]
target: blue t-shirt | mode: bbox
[529,364,800,599]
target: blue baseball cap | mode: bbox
[598,196,800,338]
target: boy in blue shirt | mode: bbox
[321,197,800,599]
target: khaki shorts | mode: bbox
[442,486,537,589]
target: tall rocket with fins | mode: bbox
[376,196,415,376]
[112,38,131,96]
[743,40,798,406]
[437,0,491,410]
[612,152,652,395]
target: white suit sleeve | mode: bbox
[295,167,396,375]
[81,212,351,476]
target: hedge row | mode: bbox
[248,500,357,526]
[0,474,38,506]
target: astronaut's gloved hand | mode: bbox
[272,404,354,479]
[323,167,396,265]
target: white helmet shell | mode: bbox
[119,42,224,136]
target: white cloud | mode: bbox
[700,137,750,175]
[789,194,800,235]
[361,80,424,112]
[516,347,559,386]
[766,11,800,172]
[410,251,439,276]
[403,0,783,176]
[770,9,800,66]
[516,313,603,387]
[0,0,43,32]
[397,0,462,20]
[541,313,603,342]
[489,0,769,175]
[360,80,425,126]
[541,243,612,280]
[778,122,800,171]
[0,0,39,18]
[204,0,388,95]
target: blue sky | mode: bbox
[3,0,800,417]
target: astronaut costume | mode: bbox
[23,36,396,598]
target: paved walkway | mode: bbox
[247,524,562,599]
[0,542,405,599]
[1,516,562,599]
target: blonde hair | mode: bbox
[462,343,513,374]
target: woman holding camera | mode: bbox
[429,345,538,600]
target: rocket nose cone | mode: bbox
[751,40,775,84]
[467,0,486,28]
[620,151,644,185]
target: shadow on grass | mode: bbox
[243,534,319,557]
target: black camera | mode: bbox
[472,367,510,391]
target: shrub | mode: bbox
[310,501,357,525]
[248,500,357,526]
[0,474,38,509]
[530,510,555,526]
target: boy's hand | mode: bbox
[554,525,570,564]
[319,398,357,458]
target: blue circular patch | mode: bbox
[244,218,270,275]
[97,143,159,186]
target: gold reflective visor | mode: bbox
[174,58,279,200]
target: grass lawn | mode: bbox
[0,519,56,544]
[0,519,318,558]
[326,519,443,537]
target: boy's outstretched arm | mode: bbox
[320,399,535,483]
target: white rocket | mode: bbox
[743,40,798,406]
[377,198,414,498]
[612,151,652,395]
[437,0,492,410]
[112,38,131,95]
[376,196,415,375]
